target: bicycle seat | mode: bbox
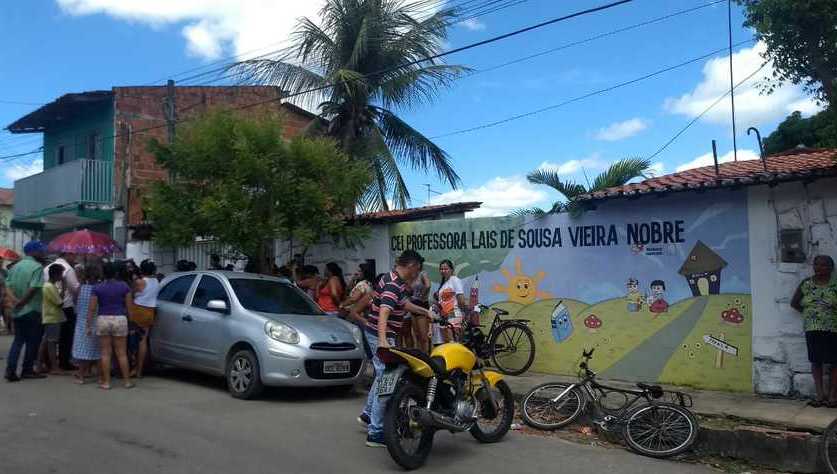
[492,307,509,316]
[636,382,664,398]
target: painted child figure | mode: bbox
[648,279,669,314]
[626,277,643,312]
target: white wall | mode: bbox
[748,177,837,396]
[274,224,393,277]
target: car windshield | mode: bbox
[229,279,323,315]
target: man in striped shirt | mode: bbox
[361,250,432,447]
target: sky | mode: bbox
[0,0,823,217]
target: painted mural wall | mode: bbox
[389,191,752,392]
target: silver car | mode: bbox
[150,271,366,399]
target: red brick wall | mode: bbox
[112,86,315,226]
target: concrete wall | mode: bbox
[748,177,837,396]
[274,224,393,278]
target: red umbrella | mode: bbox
[47,229,121,256]
[0,246,20,261]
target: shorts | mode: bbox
[129,304,156,329]
[806,331,837,364]
[43,323,62,342]
[96,315,129,337]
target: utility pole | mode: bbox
[424,184,441,205]
[164,79,177,144]
[727,0,738,161]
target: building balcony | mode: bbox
[12,159,114,231]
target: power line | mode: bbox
[646,62,766,160]
[0,99,45,106]
[0,147,43,162]
[432,39,755,139]
[47,0,635,148]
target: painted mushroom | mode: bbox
[721,308,744,325]
[584,314,603,333]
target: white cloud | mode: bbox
[664,42,823,126]
[675,149,759,172]
[458,18,486,31]
[538,154,606,176]
[4,159,43,182]
[55,0,327,60]
[429,176,548,218]
[594,118,648,141]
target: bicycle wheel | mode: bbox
[489,322,536,376]
[623,402,699,458]
[821,417,837,474]
[521,383,585,430]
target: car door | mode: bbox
[152,274,197,364]
[179,275,232,373]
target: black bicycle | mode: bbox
[521,349,699,458]
[821,417,837,473]
[452,304,536,376]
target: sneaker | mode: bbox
[4,373,20,383]
[365,435,386,448]
[357,413,370,427]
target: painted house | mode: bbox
[5,86,316,245]
[292,148,837,397]
[679,240,727,296]
[0,188,33,254]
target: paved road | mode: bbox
[0,337,714,474]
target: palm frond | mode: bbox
[377,64,469,110]
[510,207,547,217]
[590,157,651,191]
[374,106,460,188]
[526,169,587,200]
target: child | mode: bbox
[40,263,67,375]
[72,264,102,384]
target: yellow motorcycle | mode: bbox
[377,318,515,470]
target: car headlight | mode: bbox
[265,320,299,344]
[350,324,363,346]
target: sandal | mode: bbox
[98,383,111,390]
[808,399,826,407]
[123,382,136,389]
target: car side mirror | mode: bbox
[206,299,228,313]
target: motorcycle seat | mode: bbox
[397,348,447,378]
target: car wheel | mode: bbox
[226,349,264,400]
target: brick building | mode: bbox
[5,86,316,244]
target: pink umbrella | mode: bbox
[0,246,20,261]
[47,229,121,256]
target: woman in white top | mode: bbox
[434,260,467,343]
[129,259,160,378]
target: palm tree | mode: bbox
[520,158,652,217]
[232,0,467,210]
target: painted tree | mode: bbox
[736,0,837,106]
[146,110,371,274]
[231,0,467,211]
[519,158,651,217]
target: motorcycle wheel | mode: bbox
[383,381,435,470]
[469,380,515,443]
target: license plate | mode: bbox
[323,360,351,374]
[377,367,406,397]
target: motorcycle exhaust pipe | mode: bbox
[415,408,468,432]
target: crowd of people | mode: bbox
[3,240,162,389]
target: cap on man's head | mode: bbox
[23,240,47,255]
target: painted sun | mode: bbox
[493,256,552,305]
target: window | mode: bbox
[191,276,229,309]
[88,133,99,160]
[57,145,66,165]
[158,275,196,304]
[229,279,322,315]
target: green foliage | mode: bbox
[762,108,837,155]
[522,158,651,218]
[146,110,371,272]
[736,0,837,105]
[231,0,468,210]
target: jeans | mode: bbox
[363,331,395,439]
[5,312,43,376]
[59,307,77,369]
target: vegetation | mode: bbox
[232,0,467,210]
[146,111,370,274]
[519,158,651,217]
[737,0,837,105]
[762,108,837,155]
